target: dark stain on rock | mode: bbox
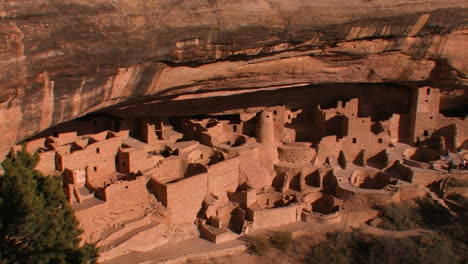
[130,63,159,98]
[80,75,109,111]
[51,78,83,125]
[16,82,44,141]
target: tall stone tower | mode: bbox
[256,111,274,144]
[409,87,440,143]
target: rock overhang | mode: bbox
[1,1,468,158]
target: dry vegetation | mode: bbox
[246,231,293,255]
[306,230,458,264]
[189,196,467,264]
[376,197,467,263]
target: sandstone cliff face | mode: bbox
[1,0,468,157]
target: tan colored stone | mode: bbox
[239,158,271,189]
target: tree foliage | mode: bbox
[0,148,98,264]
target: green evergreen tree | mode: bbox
[0,148,98,264]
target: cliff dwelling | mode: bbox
[1,1,468,263]
[13,85,468,261]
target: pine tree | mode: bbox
[0,148,98,264]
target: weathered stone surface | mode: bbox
[99,223,170,261]
[1,0,468,157]
[239,158,270,189]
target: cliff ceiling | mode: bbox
[1,0,468,157]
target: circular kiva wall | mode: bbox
[278,142,316,163]
[350,169,391,190]
[302,192,339,214]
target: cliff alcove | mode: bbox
[1,0,468,157]
[1,1,468,262]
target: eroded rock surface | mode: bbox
[1,0,468,157]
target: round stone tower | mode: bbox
[256,111,274,144]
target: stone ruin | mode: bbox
[15,87,468,260]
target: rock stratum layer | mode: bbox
[1,0,468,157]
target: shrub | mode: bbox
[246,231,293,255]
[306,231,355,264]
[269,231,292,251]
[378,203,421,231]
[378,196,457,231]
[305,230,458,264]
[246,235,271,256]
[416,197,452,227]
